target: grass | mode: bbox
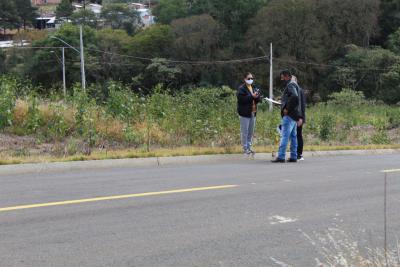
[1,78,400,165]
[0,144,399,166]
[270,227,400,266]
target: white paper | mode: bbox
[264,97,281,105]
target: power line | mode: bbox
[87,48,269,65]
[0,46,76,50]
[3,46,268,65]
[3,45,397,71]
[274,58,393,72]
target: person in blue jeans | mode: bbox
[272,70,300,163]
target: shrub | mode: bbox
[105,81,141,124]
[319,113,336,141]
[123,126,143,145]
[328,88,367,107]
[47,103,71,141]
[23,95,43,134]
[0,77,17,129]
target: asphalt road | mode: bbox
[1,154,399,267]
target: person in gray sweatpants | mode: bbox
[237,72,262,155]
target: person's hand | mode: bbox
[283,108,288,115]
[252,91,259,98]
[297,118,303,127]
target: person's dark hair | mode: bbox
[243,72,253,79]
[280,69,292,77]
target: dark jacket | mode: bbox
[237,84,262,118]
[297,84,306,123]
[281,81,300,121]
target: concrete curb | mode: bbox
[0,149,399,176]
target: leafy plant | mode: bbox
[0,77,17,129]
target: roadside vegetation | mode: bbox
[1,0,400,163]
[1,75,399,163]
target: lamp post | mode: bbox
[50,48,66,97]
[259,44,273,112]
[50,26,86,92]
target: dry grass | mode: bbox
[0,144,399,165]
[300,228,400,267]
[270,228,400,267]
[12,100,28,125]
[95,117,125,141]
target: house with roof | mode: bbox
[31,0,61,5]
[137,8,155,27]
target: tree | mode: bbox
[245,0,381,99]
[56,0,74,18]
[315,0,380,50]
[25,24,97,90]
[388,27,400,54]
[191,0,268,41]
[0,0,19,36]
[152,0,188,24]
[0,50,6,74]
[171,14,225,60]
[101,4,140,35]
[170,14,226,85]
[379,0,400,45]
[128,24,173,58]
[70,9,98,28]
[132,58,182,90]
[330,45,400,103]
[153,0,268,41]
[15,0,38,30]
[92,29,135,83]
[247,0,323,61]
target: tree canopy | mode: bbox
[2,0,400,103]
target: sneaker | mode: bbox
[297,156,304,161]
[287,158,297,163]
[249,149,255,155]
[271,158,285,163]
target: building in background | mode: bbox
[137,8,155,27]
[31,0,61,5]
[35,16,56,29]
[73,3,102,16]
[130,3,146,10]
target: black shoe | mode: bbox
[271,158,285,163]
[288,158,297,163]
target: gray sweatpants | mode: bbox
[240,113,256,152]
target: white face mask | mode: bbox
[245,79,254,85]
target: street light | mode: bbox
[259,44,274,112]
[50,49,66,97]
[50,25,86,91]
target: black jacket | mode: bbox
[297,84,306,123]
[281,81,300,121]
[237,84,262,118]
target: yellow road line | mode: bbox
[0,185,239,213]
[382,169,400,173]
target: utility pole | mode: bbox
[62,47,66,97]
[50,30,86,92]
[51,49,67,98]
[79,25,86,92]
[269,43,273,112]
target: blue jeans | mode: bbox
[278,116,298,160]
